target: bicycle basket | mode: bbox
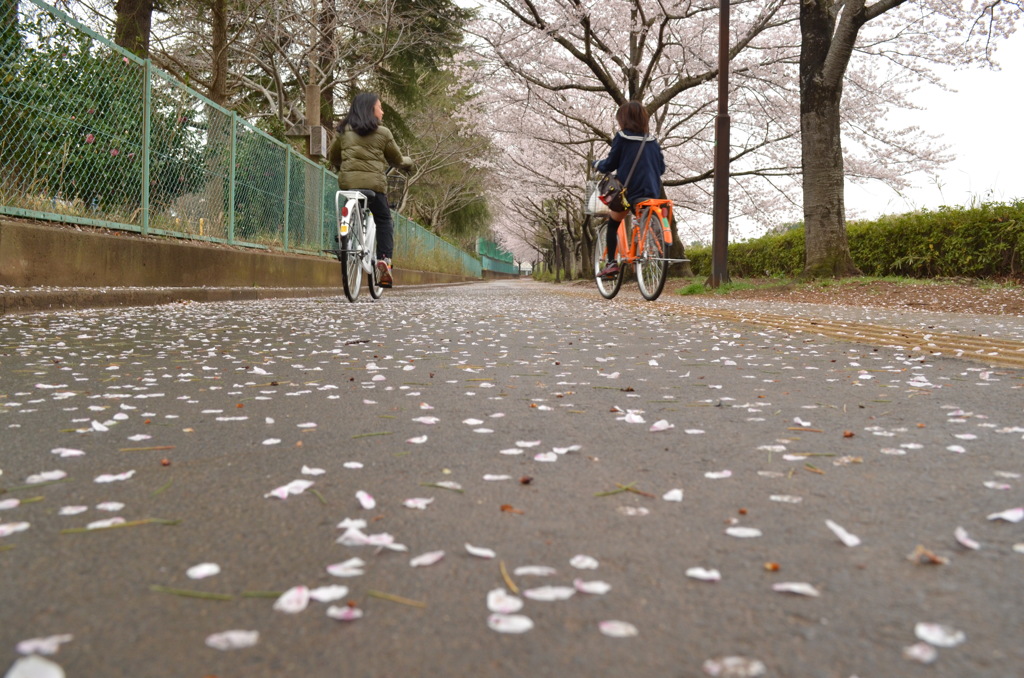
[584,179,608,215]
[386,172,407,207]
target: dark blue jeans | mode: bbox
[366,191,394,260]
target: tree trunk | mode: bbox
[318,0,337,128]
[208,0,229,106]
[114,0,153,57]
[800,0,861,278]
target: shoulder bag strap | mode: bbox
[621,136,649,190]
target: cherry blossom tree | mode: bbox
[800,0,1020,276]
[468,0,1020,278]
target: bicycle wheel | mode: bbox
[341,211,364,302]
[594,222,623,299]
[636,212,667,301]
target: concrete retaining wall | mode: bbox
[0,218,481,313]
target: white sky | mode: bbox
[844,30,1024,220]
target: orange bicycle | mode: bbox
[593,198,683,301]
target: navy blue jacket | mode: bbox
[595,131,665,207]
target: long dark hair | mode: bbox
[616,101,649,136]
[339,92,380,136]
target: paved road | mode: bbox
[1,280,1022,678]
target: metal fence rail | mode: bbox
[0,0,480,277]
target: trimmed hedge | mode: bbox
[686,200,1024,279]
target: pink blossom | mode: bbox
[85,134,94,144]
[110,149,119,157]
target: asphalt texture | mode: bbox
[1,280,1022,678]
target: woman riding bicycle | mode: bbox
[328,92,413,287]
[593,101,665,279]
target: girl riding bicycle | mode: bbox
[593,101,665,279]
[328,92,413,287]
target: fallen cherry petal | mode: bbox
[983,481,1012,490]
[487,613,533,634]
[725,526,762,538]
[326,605,363,621]
[326,557,366,577]
[482,474,512,481]
[915,622,966,647]
[50,448,85,458]
[650,419,674,432]
[264,479,314,499]
[309,585,349,603]
[702,656,767,676]
[95,502,124,512]
[465,543,496,559]
[94,470,135,483]
[662,488,684,502]
[355,490,376,510]
[534,452,558,462]
[412,416,439,424]
[902,642,938,664]
[273,586,310,614]
[516,440,541,447]
[205,630,259,650]
[406,435,428,444]
[410,550,445,567]
[570,554,599,570]
[16,634,73,656]
[769,495,802,504]
[772,582,820,597]
[433,481,462,490]
[4,655,66,678]
[487,589,524,614]
[825,519,861,547]
[86,517,125,530]
[617,506,650,517]
[343,462,364,469]
[403,497,434,510]
[27,470,67,484]
[0,499,20,511]
[954,526,980,550]
[302,466,326,476]
[523,586,575,601]
[513,565,557,577]
[573,578,612,595]
[705,470,732,479]
[987,507,1024,523]
[58,506,87,516]
[686,567,721,582]
[186,563,221,580]
[598,620,638,638]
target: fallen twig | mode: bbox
[61,518,180,534]
[367,590,426,608]
[499,560,519,595]
[150,585,233,601]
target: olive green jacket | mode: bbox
[327,124,412,193]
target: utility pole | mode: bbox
[710,0,731,287]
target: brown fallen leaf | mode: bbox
[500,504,524,514]
[842,430,855,438]
[907,544,948,565]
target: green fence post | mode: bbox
[141,58,152,236]
[283,152,291,252]
[228,113,237,245]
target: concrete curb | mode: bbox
[0,217,492,314]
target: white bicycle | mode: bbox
[332,189,384,302]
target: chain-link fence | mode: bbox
[1,0,480,277]
[477,237,519,275]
